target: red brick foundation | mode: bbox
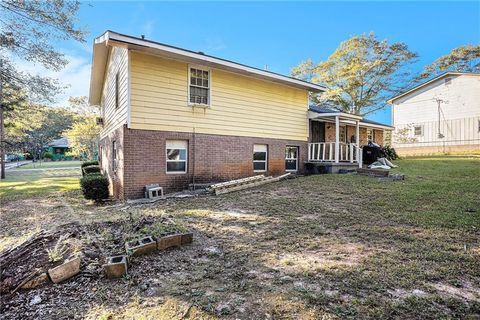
[100,125,308,199]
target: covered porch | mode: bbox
[307,106,391,169]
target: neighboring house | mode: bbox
[45,137,71,160]
[388,72,480,155]
[89,31,393,199]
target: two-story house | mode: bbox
[89,31,393,199]
[388,72,480,155]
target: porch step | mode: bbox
[209,173,291,195]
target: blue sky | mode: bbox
[49,1,480,124]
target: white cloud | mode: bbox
[14,54,91,107]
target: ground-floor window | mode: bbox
[340,126,347,143]
[414,125,423,137]
[285,146,298,172]
[367,128,373,142]
[166,140,187,173]
[112,141,117,173]
[253,144,267,172]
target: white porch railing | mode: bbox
[308,142,362,164]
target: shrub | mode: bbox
[80,174,109,201]
[81,160,99,169]
[380,145,399,160]
[83,165,101,175]
[43,152,54,160]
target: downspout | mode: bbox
[192,126,196,190]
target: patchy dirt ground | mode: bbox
[1,157,479,319]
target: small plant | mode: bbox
[380,145,399,160]
[80,173,109,201]
[46,234,70,263]
[83,165,101,175]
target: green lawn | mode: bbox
[1,156,479,319]
[16,160,82,169]
[0,167,81,202]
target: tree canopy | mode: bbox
[0,0,87,103]
[292,32,418,116]
[415,44,480,81]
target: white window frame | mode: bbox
[285,146,298,172]
[112,141,117,173]
[188,65,211,107]
[414,125,423,137]
[253,144,268,172]
[366,128,373,142]
[166,140,188,174]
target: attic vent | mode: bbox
[445,78,451,86]
[198,51,205,55]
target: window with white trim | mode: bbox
[166,140,187,173]
[285,146,298,172]
[253,144,267,172]
[340,126,347,143]
[189,67,210,105]
[367,128,373,142]
[112,141,117,173]
[414,125,423,136]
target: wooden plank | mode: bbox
[209,175,265,190]
[215,173,291,195]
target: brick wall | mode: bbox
[98,125,125,199]
[321,123,382,146]
[120,127,308,199]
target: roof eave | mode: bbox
[101,31,326,92]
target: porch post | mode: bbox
[335,115,340,163]
[356,120,360,163]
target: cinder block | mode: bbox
[180,232,193,245]
[48,257,81,284]
[125,236,157,256]
[103,255,128,278]
[157,234,182,250]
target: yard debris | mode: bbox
[102,255,128,278]
[210,173,291,195]
[357,168,390,177]
[47,256,81,283]
[368,157,398,169]
[20,272,49,290]
[125,236,157,257]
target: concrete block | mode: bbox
[157,234,182,250]
[102,255,128,278]
[126,236,157,256]
[48,257,81,284]
[21,273,50,289]
[180,232,193,245]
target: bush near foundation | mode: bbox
[81,160,99,175]
[83,165,101,176]
[80,174,109,201]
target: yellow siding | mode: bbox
[100,47,129,138]
[130,51,309,141]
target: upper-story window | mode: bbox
[414,125,423,136]
[189,67,210,106]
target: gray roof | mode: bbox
[48,137,70,148]
[309,105,393,128]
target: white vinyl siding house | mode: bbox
[389,72,480,154]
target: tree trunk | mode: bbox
[0,81,5,180]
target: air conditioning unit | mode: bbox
[96,117,104,125]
